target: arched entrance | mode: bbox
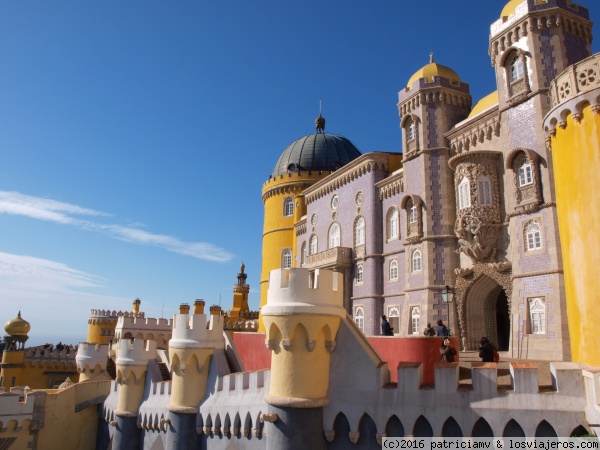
[464,274,511,351]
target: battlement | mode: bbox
[169,312,224,350]
[89,309,145,319]
[115,339,157,366]
[0,388,35,429]
[115,315,172,340]
[262,268,346,317]
[23,346,76,365]
[76,343,109,372]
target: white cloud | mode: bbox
[0,191,233,263]
[0,252,128,345]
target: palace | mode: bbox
[2,0,600,448]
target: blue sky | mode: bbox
[1,1,599,345]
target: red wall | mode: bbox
[233,332,459,384]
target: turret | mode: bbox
[167,301,224,449]
[75,342,109,382]
[113,338,157,450]
[261,268,346,450]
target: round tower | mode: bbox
[261,268,346,449]
[75,343,109,382]
[167,300,224,450]
[0,311,30,391]
[113,338,157,450]
[544,52,600,366]
[259,117,362,330]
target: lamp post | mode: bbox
[441,285,455,335]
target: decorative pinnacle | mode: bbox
[430,52,434,64]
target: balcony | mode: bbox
[304,247,353,269]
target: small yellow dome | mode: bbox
[501,0,524,18]
[4,311,31,336]
[468,91,499,118]
[407,57,461,89]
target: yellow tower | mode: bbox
[262,268,345,406]
[259,116,362,330]
[0,311,30,391]
[87,298,142,344]
[544,53,600,366]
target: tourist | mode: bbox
[423,323,436,336]
[439,338,457,362]
[381,315,394,336]
[436,319,449,337]
[479,336,496,362]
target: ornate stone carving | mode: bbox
[349,432,360,444]
[306,340,316,352]
[324,430,336,443]
[260,413,279,423]
[455,267,473,277]
[455,215,502,261]
[281,339,292,351]
[489,261,511,272]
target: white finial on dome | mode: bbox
[430,52,434,64]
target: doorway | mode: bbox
[496,291,510,351]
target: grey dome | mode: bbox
[271,133,362,177]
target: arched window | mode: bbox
[283,197,294,217]
[525,221,542,251]
[300,242,307,266]
[410,306,420,335]
[281,249,292,269]
[389,260,398,281]
[387,208,399,240]
[309,235,318,255]
[356,264,363,284]
[355,217,365,246]
[329,223,341,248]
[477,175,493,206]
[509,53,524,83]
[412,250,422,272]
[354,307,364,332]
[529,297,546,334]
[518,161,533,186]
[457,177,471,209]
[408,205,418,224]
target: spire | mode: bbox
[430,52,434,64]
[315,99,326,134]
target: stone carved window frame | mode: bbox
[401,114,420,154]
[528,297,546,335]
[300,242,307,266]
[283,196,294,217]
[411,249,423,273]
[355,264,364,285]
[401,194,424,242]
[523,218,544,253]
[501,48,531,100]
[386,206,400,241]
[328,222,341,249]
[453,156,502,221]
[389,259,399,281]
[354,306,365,332]
[388,306,400,335]
[354,216,366,259]
[281,248,292,269]
[505,148,543,211]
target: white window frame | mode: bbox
[355,217,365,246]
[509,53,524,83]
[356,264,364,284]
[283,196,294,217]
[477,175,493,206]
[411,249,422,272]
[410,306,421,335]
[309,235,318,255]
[408,205,418,224]
[389,259,398,281]
[525,221,542,251]
[388,306,400,335]
[528,297,546,334]
[387,208,399,240]
[518,161,533,187]
[407,121,416,141]
[281,248,292,269]
[329,223,341,248]
[301,242,307,266]
[354,307,364,332]
[458,177,471,209]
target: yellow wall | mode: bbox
[0,352,79,391]
[169,349,212,411]
[87,318,117,344]
[259,173,326,331]
[550,104,600,366]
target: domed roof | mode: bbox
[468,91,499,118]
[4,311,30,336]
[501,0,524,18]
[407,54,461,89]
[271,120,362,177]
